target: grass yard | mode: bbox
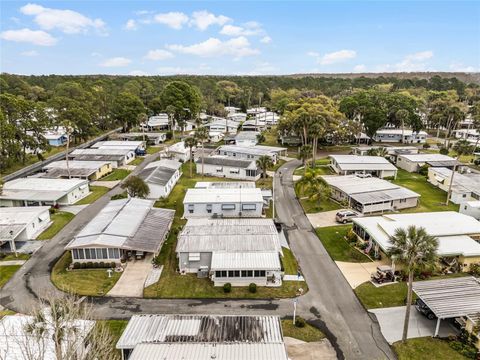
[299,195,341,213]
[37,211,74,240]
[393,169,459,213]
[146,146,162,154]
[51,252,121,296]
[0,253,31,261]
[101,169,131,181]
[281,319,325,342]
[130,157,144,165]
[393,337,468,360]
[315,226,371,263]
[99,320,128,357]
[1,146,66,175]
[282,248,299,275]
[0,265,21,288]
[75,186,110,205]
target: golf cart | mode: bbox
[415,298,436,320]
[371,265,396,284]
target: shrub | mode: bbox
[223,283,232,293]
[346,229,358,243]
[469,263,480,276]
[422,143,431,149]
[418,164,430,176]
[248,283,257,293]
[72,262,81,269]
[80,262,87,269]
[165,131,173,140]
[439,147,449,155]
[49,207,57,215]
[110,262,116,268]
[99,262,105,268]
[295,317,306,328]
[86,262,93,268]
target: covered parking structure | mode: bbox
[412,276,480,337]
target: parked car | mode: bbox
[336,210,358,224]
[415,298,436,320]
[135,251,145,260]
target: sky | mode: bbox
[1,1,479,75]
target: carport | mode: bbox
[413,276,480,337]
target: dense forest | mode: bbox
[1,72,479,172]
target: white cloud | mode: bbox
[0,28,57,46]
[144,49,174,61]
[189,10,230,31]
[21,50,38,57]
[385,50,434,72]
[129,70,149,76]
[449,62,477,72]
[243,62,278,75]
[220,25,244,36]
[100,57,132,67]
[319,50,357,65]
[167,36,258,58]
[125,19,137,30]
[405,50,433,61]
[157,66,196,75]
[154,12,189,29]
[20,3,106,34]
[260,36,271,44]
[353,64,366,72]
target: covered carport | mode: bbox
[413,276,480,337]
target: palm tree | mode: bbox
[395,109,409,143]
[296,168,330,209]
[376,147,389,158]
[61,120,74,179]
[366,148,378,156]
[388,226,438,343]
[298,144,312,175]
[166,105,176,140]
[256,155,273,179]
[184,136,197,177]
[194,127,209,178]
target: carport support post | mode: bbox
[434,318,441,337]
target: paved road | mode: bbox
[275,160,394,360]
[1,156,394,359]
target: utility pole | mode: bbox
[293,298,298,325]
[272,171,276,220]
[445,158,459,206]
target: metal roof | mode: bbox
[197,156,256,169]
[116,314,285,349]
[0,178,88,202]
[71,148,133,156]
[44,160,109,170]
[195,181,256,189]
[235,131,260,140]
[168,141,189,154]
[413,276,480,319]
[329,155,398,171]
[91,140,143,150]
[40,167,98,179]
[429,167,480,194]
[65,198,174,253]
[176,218,281,253]
[211,252,280,270]
[218,145,286,156]
[184,188,263,204]
[398,153,457,163]
[350,187,420,205]
[0,206,50,241]
[129,342,288,360]
[139,160,180,186]
[322,175,399,194]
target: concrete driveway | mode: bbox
[370,306,458,344]
[285,337,337,360]
[107,256,153,297]
[307,209,348,228]
[335,261,388,289]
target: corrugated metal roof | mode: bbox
[350,187,420,204]
[399,153,456,162]
[116,315,285,349]
[0,206,50,240]
[0,178,88,202]
[184,188,263,204]
[413,276,480,319]
[129,342,288,360]
[71,148,133,156]
[322,175,399,194]
[65,198,174,252]
[70,154,125,162]
[195,181,256,189]
[91,140,143,149]
[211,252,280,270]
[40,167,97,178]
[139,162,179,186]
[197,156,256,168]
[330,155,397,171]
[218,145,286,156]
[44,160,109,170]
[176,218,280,253]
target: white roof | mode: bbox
[195,181,256,189]
[0,178,88,202]
[145,159,182,171]
[211,252,280,270]
[429,167,480,194]
[322,175,399,194]
[465,201,480,208]
[398,153,456,163]
[205,119,238,128]
[176,218,281,253]
[71,148,133,156]
[92,140,143,150]
[376,128,428,136]
[44,160,109,170]
[218,145,286,156]
[0,313,94,360]
[184,188,263,204]
[0,206,50,241]
[147,114,169,126]
[168,141,189,154]
[329,155,398,171]
[353,211,480,256]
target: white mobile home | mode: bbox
[0,207,51,251]
[255,111,280,125]
[116,315,288,360]
[42,160,112,180]
[91,140,145,152]
[70,148,135,167]
[227,112,247,122]
[329,155,398,179]
[138,159,182,199]
[0,178,89,207]
[460,201,480,220]
[65,198,174,264]
[118,132,167,145]
[235,131,259,146]
[247,107,267,115]
[241,119,266,132]
[176,218,282,286]
[183,187,263,218]
[373,129,428,143]
[427,167,480,204]
[166,141,192,162]
[396,153,461,173]
[216,145,287,164]
[454,129,480,141]
[142,113,169,131]
[196,156,260,181]
[322,175,420,214]
[204,119,239,134]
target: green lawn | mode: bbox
[315,226,371,263]
[0,253,31,261]
[281,319,325,342]
[299,195,341,213]
[37,211,74,240]
[1,146,66,175]
[146,146,162,154]
[75,186,110,205]
[393,337,469,360]
[0,265,21,288]
[99,320,128,357]
[282,248,299,275]
[51,252,121,296]
[100,169,131,181]
[130,157,144,165]
[393,169,459,213]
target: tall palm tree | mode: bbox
[61,120,74,179]
[298,144,312,175]
[256,155,273,179]
[366,148,378,156]
[184,136,197,177]
[296,168,331,209]
[194,127,209,178]
[376,147,389,158]
[388,226,438,343]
